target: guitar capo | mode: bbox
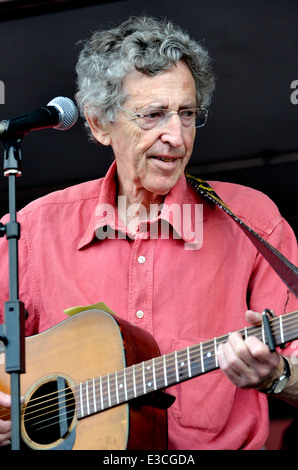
[262,309,276,352]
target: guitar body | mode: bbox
[3,306,296,450]
[0,309,169,450]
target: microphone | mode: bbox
[0,96,79,139]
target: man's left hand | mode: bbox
[217,310,283,390]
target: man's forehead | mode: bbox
[122,61,196,106]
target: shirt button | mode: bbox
[138,256,146,264]
[136,310,144,319]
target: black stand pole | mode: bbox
[0,137,26,450]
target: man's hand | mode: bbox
[217,310,283,390]
[0,391,11,447]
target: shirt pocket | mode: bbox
[168,337,236,434]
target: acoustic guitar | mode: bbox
[0,307,297,450]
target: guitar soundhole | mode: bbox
[23,376,76,447]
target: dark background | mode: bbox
[0,0,298,447]
[0,0,297,235]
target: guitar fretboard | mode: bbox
[75,310,298,419]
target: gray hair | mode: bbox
[75,16,215,132]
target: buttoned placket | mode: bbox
[128,232,156,335]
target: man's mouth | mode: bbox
[150,156,176,162]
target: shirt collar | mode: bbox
[78,161,202,249]
[78,162,118,249]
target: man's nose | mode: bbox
[160,113,184,147]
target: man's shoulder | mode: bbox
[187,178,283,236]
[207,180,283,235]
[18,177,104,216]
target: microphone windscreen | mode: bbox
[47,96,78,130]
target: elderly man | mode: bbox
[0,16,297,450]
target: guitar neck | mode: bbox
[75,310,298,419]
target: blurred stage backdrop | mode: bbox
[0,0,297,449]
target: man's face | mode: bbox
[92,60,197,199]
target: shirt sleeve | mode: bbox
[248,216,298,355]
[0,212,40,337]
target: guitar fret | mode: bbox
[102,376,108,409]
[280,315,284,344]
[116,369,125,403]
[105,375,110,408]
[153,357,157,390]
[214,338,218,368]
[137,363,146,396]
[90,380,94,413]
[72,309,297,424]
[86,380,90,415]
[167,353,177,385]
[100,376,104,410]
[155,356,165,389]
[92,378,97,413]
[143,360,155,392]
[187,345,200,377]
[142,362,146,394]
[107,374,111,408]
[261,322,265,345]
[115,371,119,404]
[124,368,128,402]
[187,347,192,378]
[200,342,204,373]
[201,345,214,372]
[133,365,137,397]
[175,351,179,382]
[86,379,97,415]
[80,382,84,417]
[163,355,168,387]
[126,367,136,401]
[179,350,190,381]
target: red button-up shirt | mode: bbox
[0,161,297,449]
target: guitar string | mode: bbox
[13,320,298,430]
[7,312,297,418]
[1,314,298,427]
[73,315,298,408]
[1,314,297,436]
[1,314,298,429]
[20,316,298,438]
[5,317,298,439]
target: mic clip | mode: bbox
[2,136,23,177]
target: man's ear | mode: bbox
[84,107,112,146]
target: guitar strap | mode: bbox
[186,174,298,298]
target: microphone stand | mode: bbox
[0,136,26,450]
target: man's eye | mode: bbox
[143,111,163,120]
[181,110,195,118]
